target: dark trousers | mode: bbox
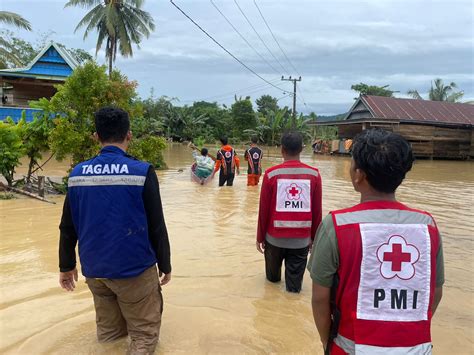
[219,172,235,186]
[264,241,309,292]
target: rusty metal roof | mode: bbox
[360,95,474,126]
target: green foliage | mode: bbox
[408,78,464,102]
[18,112,53,182]
[128,136,167,169]
[351,83,395,97]
[313,126,338,140]
[231,97,256,138]
[0,120,24,186]
[256,95,279,116]
[32,61,139,168]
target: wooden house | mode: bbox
[0,42,78,122]
[312,95,474,159]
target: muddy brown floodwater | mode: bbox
[1,144,473,354]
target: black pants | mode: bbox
[219,173,235,186]
[264,241,309,293]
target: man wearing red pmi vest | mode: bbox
[257,131,322,293]
[308,129,444,354]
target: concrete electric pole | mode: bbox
[281,76,301,128]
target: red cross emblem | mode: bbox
[376,235,420,280]
[286,183,302,200]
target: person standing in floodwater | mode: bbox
[214,136,240,186]
[244,136,263,186]
[58,107,171,355]
[308,129,444,354]
[256,131,322,293]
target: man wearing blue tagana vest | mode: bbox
[58,107,171,355]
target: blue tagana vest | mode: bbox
[68,146,156,279]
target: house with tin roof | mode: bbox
[311,95,474,159]
[0,42,78,122]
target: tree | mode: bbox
[256,95,279,116]
[0,11,31,30]
[66,0,155,77]
[0,119,24,186]
[0,12,31,68]
[351,83,395,97]
[231,97,256,138]
[33,62,139,167]
[408,78,464,102]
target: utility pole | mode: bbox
[281,75,301,129]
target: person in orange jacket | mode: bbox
[214,136,240,186]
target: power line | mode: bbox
[233,0,287,74]
[253,0,301,77]
[209,0,280,75]
[169,0,287,93]
[296,85,307,106]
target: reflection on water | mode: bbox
[1,144,473,354]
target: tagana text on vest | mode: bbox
[330,200,440,354]
[67,146,157,279]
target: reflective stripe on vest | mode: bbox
[267,167,319,178]
[334,334,432,355]
[334,209,435,227]
[274,220,312,228]
[68,175,146,187]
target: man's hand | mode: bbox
[256,241,265,254]
[159,271,172,286]
[236,168,240,175]
[59,268,78,291]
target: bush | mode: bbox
[0,120,24,186]
[128,136,167,169]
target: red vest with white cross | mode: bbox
[330,200,440,354]
[260,160,321,240]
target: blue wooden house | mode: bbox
[0,42,78,122]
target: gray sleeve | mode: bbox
[436,231,445,287]
[307,214,339,288]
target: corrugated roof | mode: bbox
[361,95,474,126]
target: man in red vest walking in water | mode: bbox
[256,131,322,293]
[308,129,444,354]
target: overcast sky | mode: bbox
[3,0,473,114]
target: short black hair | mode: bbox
[220,136,228,145]
[94,107,130,143]
[352,128,414,193]
[201,148,208,156]
[251,136,258,144]
[281,131,303,155]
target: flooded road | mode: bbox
[1,144,473,354]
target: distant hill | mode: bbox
[315,113,346,121]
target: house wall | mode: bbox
[337,122,473,159]
[0,79,56,107]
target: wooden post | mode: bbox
[38,176,45,198]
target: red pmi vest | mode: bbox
[265,162,320,239]
[330,201,440,354]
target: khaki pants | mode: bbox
[86,266,163,355]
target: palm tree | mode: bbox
[0,11,32,68]
[408,78,464,102]
[0,11,32,30]
[65,0,155,77]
